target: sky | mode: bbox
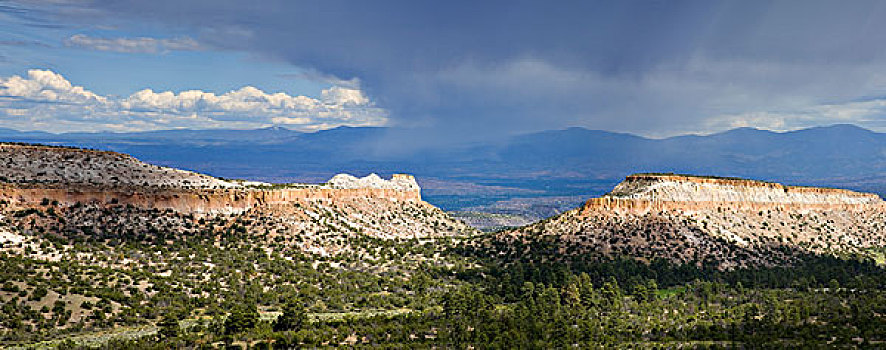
[3,0,886,138]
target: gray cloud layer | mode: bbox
[14,0,886,137]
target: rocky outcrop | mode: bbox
[0,184,423,215]
[498,173,886,268]
[0,143,424,215]
[0,143,472,242]
[328,173,420,191]
[582,174,885,214]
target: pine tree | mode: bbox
[224,303,259,335]
[157,313,180,339]
[274,298,307,332]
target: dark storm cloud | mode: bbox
[22,0,886,137]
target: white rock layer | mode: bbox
[327,173,420,191]
[607,175,882,205]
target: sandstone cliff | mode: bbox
[328,173,420,191]
[0,143,424,214]
[0,143,471,242]
[583,173,884,214]
[499,173,886,268]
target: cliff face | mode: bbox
[0,143,424,215]
[582,174,885,214]
[328,173,421,191]
[0,143,468,242]
[0,185,423,214]
[500,174,886,268]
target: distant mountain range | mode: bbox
[2,124,885,220]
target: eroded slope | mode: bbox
[496,174,886,268]
[0,143,472,241]
[0,143,239,189]
[0,144,474,338]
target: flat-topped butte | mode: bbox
[0,143,424,214]
[501,173,886,269]
[587,173,883,214]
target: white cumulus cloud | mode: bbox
[0,70,107,104]
[321,86,370,105]
[0,69,388,132]
[64,34,203,54]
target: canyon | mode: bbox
[3,143,886,347]
[5,142,886,266]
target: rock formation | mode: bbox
[584,173,884,214]
[0,143,471,241]
[499,173,886,268]
[0,143,425,214]
[328,173,421,191]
